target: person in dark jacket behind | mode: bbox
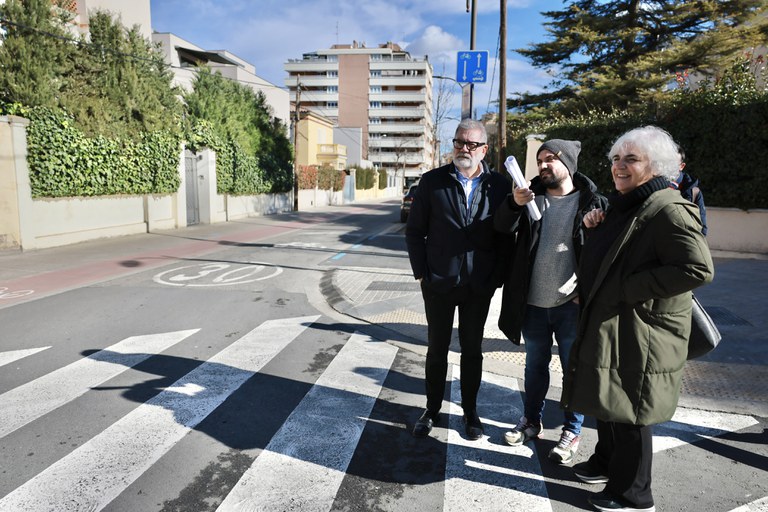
[671,145,708,235]
[406,119,512,441]
[494,139,607,464]
[564,126,714,512]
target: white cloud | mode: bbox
[405,25,464,66]
[150,0,563,116]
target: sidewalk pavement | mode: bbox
[327,223,768,418]
[1,205,766,418]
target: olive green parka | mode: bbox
[561,189,714,425]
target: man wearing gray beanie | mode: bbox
[494,138,607,464]
[538,139,581,177]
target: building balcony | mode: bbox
[370,123,431,135]
[375,106,426,117]
[316,144,347,159]
[285,62,338,73]
[289,91,338,102]
[369,77,429,88]
[369,136,424,149]
[371,61,431,71]
[369,91,429,103]
[285,76,338,88]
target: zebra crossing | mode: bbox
[0,315,762,511]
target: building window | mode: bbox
[327,102,338,108]
[327,55,338,62]
[370,70,381,77]
[326,86,338,93]
[326,71,338,77]
[370,101,381,109]
[370,117,381,124]
[370,86,382,94]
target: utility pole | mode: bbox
[467,0,477,119]
[497,0,507,174]
[292,76,301,211]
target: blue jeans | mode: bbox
[521,302,583,434]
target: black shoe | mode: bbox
[573,460,609,484]
[463,409,484,440]
[588,491,655,512]
[412,409,440,438]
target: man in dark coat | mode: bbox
[406,119,512,441]
[494,139,607,464]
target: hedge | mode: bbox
[507,99,768,210]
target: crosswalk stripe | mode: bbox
[0,316,319,512]
[0,329,199,439]
[653,407,758,453]
[445,366,553,512]
[0,347,50,369]
[728,496,768,511]
[217,332,398,512]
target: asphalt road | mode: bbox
[0,200,765,512]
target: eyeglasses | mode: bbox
[452,139,487,151]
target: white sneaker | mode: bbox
[549,429,580,464]
[504,416,542,446]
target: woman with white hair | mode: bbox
[561,126,714,512]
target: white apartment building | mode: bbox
[285,41,434,186]
[152,32,290,127]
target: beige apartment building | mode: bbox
[296,111,347,171]
[285,41,434,188]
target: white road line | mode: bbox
[0,330,199,439]
[728,495,768,511]
[0,316,319,512]
[445,366,553,512]
[0,347,50,368]
[653,407,758,453]
[217,332,398,512]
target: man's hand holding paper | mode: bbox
[503,156,542,221]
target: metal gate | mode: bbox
[184,150,200,225]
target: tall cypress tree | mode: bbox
[60,10,181,139]
[514,0,768,113]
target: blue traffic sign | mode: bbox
[456,51,489,84]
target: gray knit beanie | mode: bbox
[537,139,581,175]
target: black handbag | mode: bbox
[687,295,722,360]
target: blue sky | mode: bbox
[150,0,565,135]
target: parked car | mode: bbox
[400,183,418,223]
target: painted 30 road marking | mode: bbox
[153,262,282,287]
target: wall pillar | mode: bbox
[525,134,545,180]
[0,116,31,250]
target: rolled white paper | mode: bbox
[503,155,542,221]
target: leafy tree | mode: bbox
[514,0,768,113]
[184,67,292,192]
[0,0,75,107]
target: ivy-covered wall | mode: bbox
[0,1,292,200]
[0,103,181,197]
